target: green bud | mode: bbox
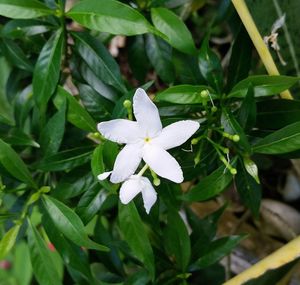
[191,138,199,145]
[39,186,51,193]
[230,168,237,175]
[200,89,209,98]
[153,178,161,186]
[211,106,218,113]
[232,134,240,142]
[194,156,200,165]
[123,99,132,109]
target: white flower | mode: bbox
[120,175,157,214]
[97,88,200,184]
[98,173,157,213]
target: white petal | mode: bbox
[110,143,142,183]
[133,88,162,137]
[143,145,183,183]
[97,119,140,144]
[152,120,200,150]
[97,171,112,181]
[140,177,157,214]
[119,176,142,204]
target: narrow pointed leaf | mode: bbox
[67,0,152,36]
[33,29,64,110]
[0,0,53,19]
[42,195,108,251]
[151,7,196,54]
[119,202,155,279]
[0,138,36,188]
[0,224,21,259]
[27,219,63,285]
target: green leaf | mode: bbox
[151,7,196,54]
[228,75,299,98]
[253,121,300,154]
[13,242,32,285]
[67,0,152,36]
[198,36,223,93]
[76,186,108,224]
[39,101,66,157]
[128,36,150,82]
[172,50,204,84]
[237,84,256,130]
[221,108,251,152]
[0,224,20,259]
[243,157,260,184]
[78,83,113,121]
[0,0,53,19]
[34,146,93,171]
[227,25,252,90]
[72,31,127,93]
[256,99,300,130]
[163,210,191,271]
[42,195,108,251]
[183,165,233,201]
[0,138,36,188]
[236,161,261,217]
[27,218,63,285]
[55,86,96,132]
[1,39,33,72]
[145,34,175,83]
[155,85,215,104]
[4,128,40,148]
[119,202,155,279]
[42,213,94,283]
[33,29,64,110]
[193,235,245,268]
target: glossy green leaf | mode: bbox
[39,101,66,157]
[198,36,223,93]
[4,128,40,148]
[78,83,113,121]
[163,210,191,271]
[228,75,299,98]
[145,34,175,83]
[0,138,36,188]
[42,195,108,251]
[67,0,152,36]
[128,35,150,82]
[33,29,64,110]
[34,146,93,171]
[1,39,33,71]
[236,161,261,217]
[173,50,204,84]
[42,213,94,283]
[72,32,127,93]
[253,121,300,154]
[193,235,245,268]
[256,99,300,130]
[156,85,215,104]
[27,218,63,285]
[221,108,251,152]
[237,84,256,130]
[183,165,233,201]
[227,25,252,90]
[119,202,155,279]
[151,7,196,54]
[0,0,53,19]
[76,186,108,224]
[55,86,96,132]
[0,224,20,259]
[13,242,32,285]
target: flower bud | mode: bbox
[123,99,132,109]
[200,89,209,99]
[211,106,218,113]
[232,134,240,142]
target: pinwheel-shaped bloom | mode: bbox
[98,88,200,184]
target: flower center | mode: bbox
[144,137,151,143]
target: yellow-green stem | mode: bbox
[224,235,300,284]
[231,0,293,100]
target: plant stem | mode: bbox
[224,235,300,284]
[231,0,293,100]
[138,164,149,176]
